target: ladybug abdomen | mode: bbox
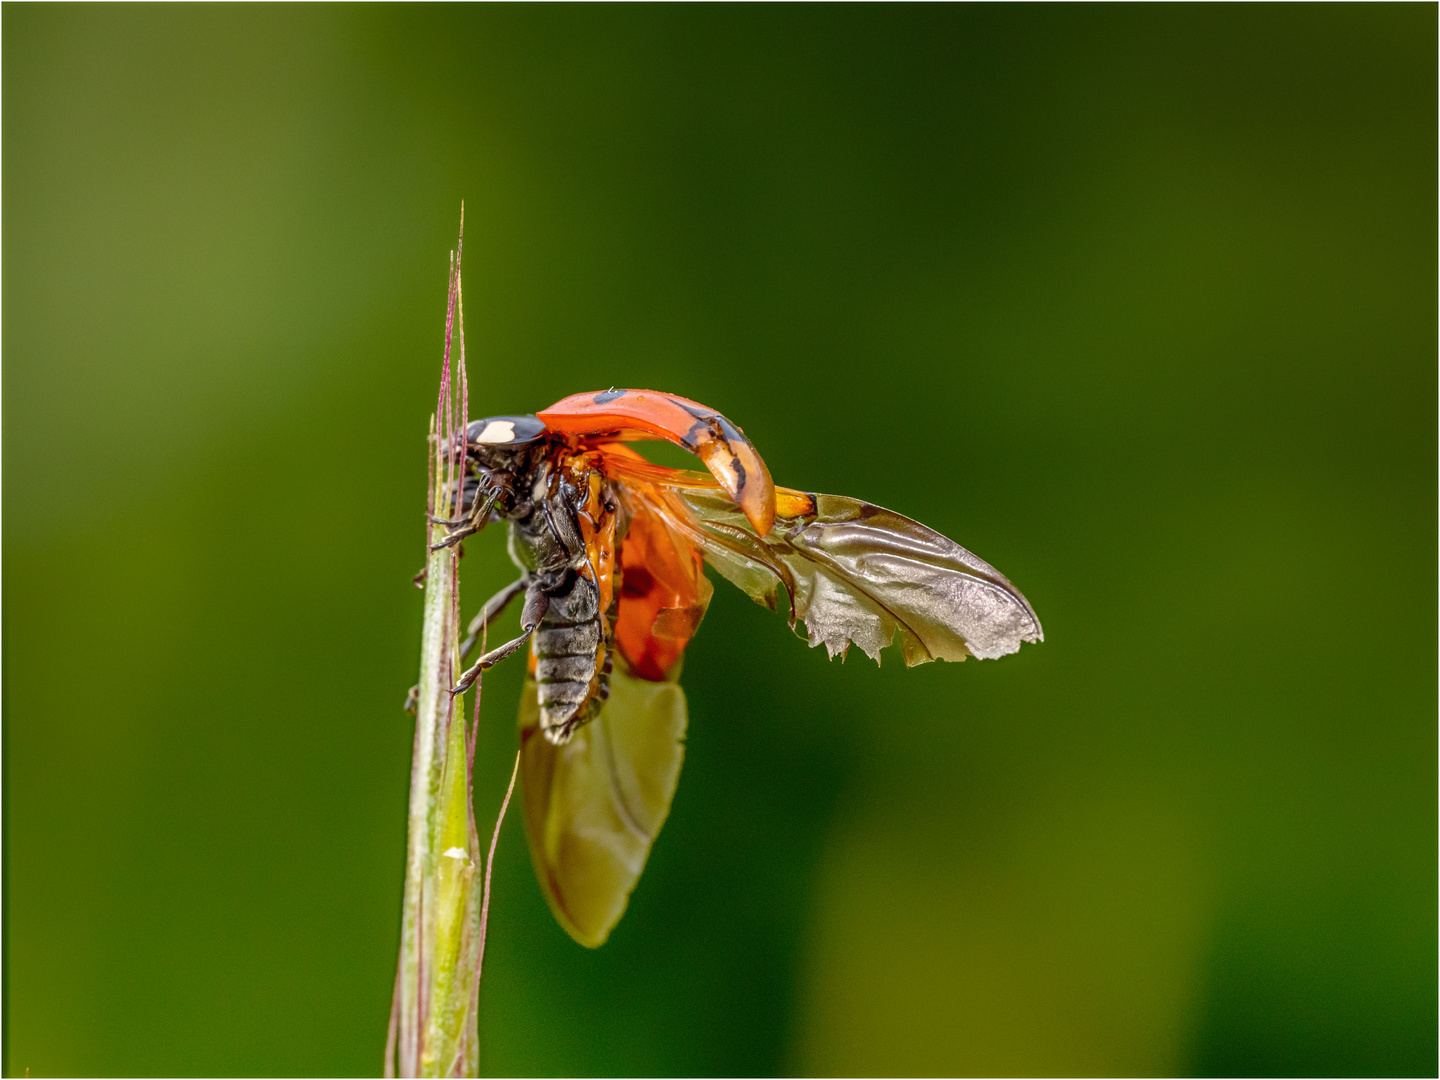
[534,572,612,743]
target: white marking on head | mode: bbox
[475,420,516,444]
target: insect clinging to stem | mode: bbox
[428,388,1042,947]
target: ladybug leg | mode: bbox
[429,488,500,551]
[428,487,497,527]
[451,628,531,694]
[402,576,529,712]
[458,577,528,662]
[429,474,492,525]
[452,588,549,694]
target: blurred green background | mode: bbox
[4,5,1434,1077]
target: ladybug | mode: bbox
[438,389,1042,946]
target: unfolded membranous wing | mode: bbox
[517,666,688,948]
[615,469,1043,665]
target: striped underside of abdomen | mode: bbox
[533,573,613,743]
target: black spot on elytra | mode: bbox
[676,399,711,423]
[732,457,747,491]
[674,396,752,453]
[593,389,627,405]
[680,419,707,451]
[715,415,748,447]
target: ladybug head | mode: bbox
[463,414,549,516]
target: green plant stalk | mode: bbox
[399,508,482,1077]
[388,233,486,1078]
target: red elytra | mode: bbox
[538,389,776,536]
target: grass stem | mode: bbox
[386,211,512,1078]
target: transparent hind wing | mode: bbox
[517,667,688,948]
[605,456,1042,666]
